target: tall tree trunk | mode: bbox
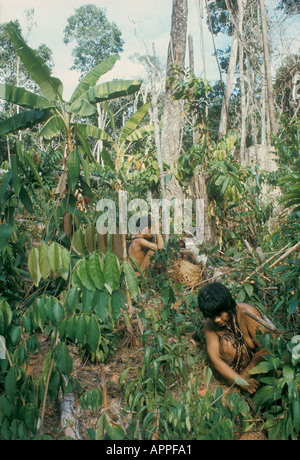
[237,0,247,164]
[150,46,166,201]
[188,34,198,145]
[161,0,188,201]
[218,34,238,137]
[259,0,277,135]
[188,29,216,244]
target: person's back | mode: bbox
[128,222,164,275]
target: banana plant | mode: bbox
[77,101,153,176]
[0,23,142,194]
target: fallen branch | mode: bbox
[269,242,300,268]
[241,243,290,285]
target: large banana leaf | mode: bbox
[125,124,154,143]
[119,102,150,144]
[0,84,52,110]
[0,109,50,136]
[69,55,119,104]
[68,80,141,116]
[76,123,113,143]
[40,114,65,139]
[8,22,63,103]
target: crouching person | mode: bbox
[197,282,270,394]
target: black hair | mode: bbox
[197,282,237,318]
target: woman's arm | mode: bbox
[204,324,260,394]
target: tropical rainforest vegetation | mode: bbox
[0,1,299,441]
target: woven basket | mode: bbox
[173,259,204,287]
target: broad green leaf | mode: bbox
[72,264,84,290]
[76,314,87,346]
[252,385,281,406]
[53,302,64,324]
[0,84,52,110]
[101,147,115,171]
[10,326,20,346]
[39,242,51,280]
[70,55,119,104]
[67,149,80,190]
[66,287,78,314]
[0,109,49,136]
[71,228,85,255]
[87,315,101,353]
[103,250,120,290]
[28,247,41,286]
[44,297,55,323]
[203,366,212,388]
[66,315,77,341]
[77,259,96,292]
[82,289,94,314]
[23,405,38,432]
[111,291,125,322]
[244,283,254,298]
[0,171,13,204]
[119,102,150,144]
[58,247,71,280]
[8,22,63,102]
[94,290,108,322]
[236,288,246,303]
[48,242,61,273]
[76,132,96,164]
[70,98,96,116]
[88,253,105,291]
[0,396,12,417]
[5,367,16,402]
[234,377,249,387]
[248,361,274,375]
[22,315,31,333]
[19,186,33,213]
[293,397,300,433]
[54,343,73,375]
[0,224,12,253]
[69,80,141,116]
[125,125,154,143]
[76,123,113,143]
[123,261,139,300]
[85,224,96,253]
[0,300,12,330]
[40,114,65,140]
[80,155,91,185]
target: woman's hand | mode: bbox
[239,372,260,394]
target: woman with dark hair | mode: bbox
[128,220,164,275]
[198,282,269,394]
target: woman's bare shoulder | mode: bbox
[237,302,262,318]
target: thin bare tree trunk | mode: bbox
[259,0,277,135]
[188,34,199,145]
[261,62,267,146]
[218,34,238,137]
[150,46,166,200]
[161,0,188,201]
[237,0,247,164]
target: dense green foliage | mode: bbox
[0,10,299,441]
